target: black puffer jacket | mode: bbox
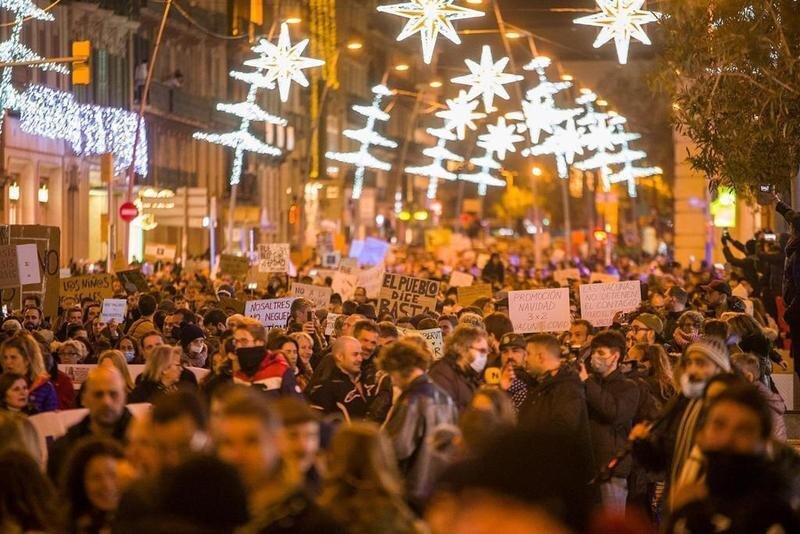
[382,374,459,505]
[429,355,481,412]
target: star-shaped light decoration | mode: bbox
[377,0,483,64]
[482,116,524,161]
[528,117,584,178]
[405,126,464,199]
[245,22,325,102]
[436,90,486,140]
[451,45,523,113]
[574,0,660,65]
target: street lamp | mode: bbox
[346,40,363,50]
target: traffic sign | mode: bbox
[119,201,138,223]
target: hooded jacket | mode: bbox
[428,355,481,412]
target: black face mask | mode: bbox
[704,449,766,497]
[236,346,265,376]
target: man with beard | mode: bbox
[664,384,800,533]
[631,336,730,507]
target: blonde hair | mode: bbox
[98,350,134,392]
[142,345,181,383]
[1,332,46,383]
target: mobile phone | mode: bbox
[764,233,777,241]
[307,310,313,322]
[757,184,775,205]
[1,305,7,315]
[247,282,257,290]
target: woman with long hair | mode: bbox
[0,333,58,413]
[97,350,135,393]
[128,345,182,403]
[0,450,61,532]
[115,336,140,364]
[0,373,30,414]
[629,343,677,408]
[319,422,421,534]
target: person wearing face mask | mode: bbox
[664,384,800,533]
[579,330,640,514]
[179,323,208,369]
[630,336,730,510]
[231,318,302,398]
[429,325,487,413]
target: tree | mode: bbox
[654,1,800,192]
[493,184,534,221]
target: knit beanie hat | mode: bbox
[685,336,730,372]
[179,323,205,347]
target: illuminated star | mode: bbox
[509,96,580,144]
[480,117,524,161]
[246,22,325,102]
[451,45,523,113]
[530,118,584,177]
[435,90,486,140]
[574,0,660,65]
[377,0,484,64]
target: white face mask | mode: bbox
[680,373,706,399]
[470,352,488,373]
[122,350,135,363]
[591,355,614,375]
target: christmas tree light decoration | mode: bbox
[481,116,523,161]
[245,22,325,102]
[194,37,289,185]
[573,0,660,65]
[326,84,397,200]
[405,126,464,199]
[376,0,484,65]
[603,120,656,197]
[435,90,485,140]
[606,162,661,197]
[527,117,585,178]
[451,45,523,113]
[458,124,512,196]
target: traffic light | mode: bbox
[72,40,91,85]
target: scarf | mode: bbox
[672,327,700,349]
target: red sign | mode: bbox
[119,202,139,223]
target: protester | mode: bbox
[429,325,487,412]
[1,332,58,413]
[275,397,323,495]
[231,318,302,396]
[128,345,183,403]
[0,450,61,532]
[0,372,30,413]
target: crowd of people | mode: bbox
[0,194,798,533]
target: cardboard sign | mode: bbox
[448,271,474,288]
[418,328,444,360]
[0,225,60,320]
[378,273,439,317]
[508,288,571,334]
[331,271,357,301]
[258,244,290,273]
[553,268,581,287]
[589,272,621,283]
[0,245,21,289]
[101,299,127,323]
[144,243,176,262]
[117,269,149,294]
[325,312,340,337]
[338,257,358,274]
[357,237,390,265]
[218,297,245,315]
[244,298,295,328]
[579,280,642,327]
[16,244,41,285]
[456,283,493,307]
[348,239,364,259]
[290,283,332,310]
[60,274,115,306]
[321,251,341,268]
[219,254,250,279]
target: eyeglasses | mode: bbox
[470,345,489,355]
[629,326,652,334]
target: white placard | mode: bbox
[418,328,444,360]
[579,280,641,327]
[339,257,358,274]
[244,298,295,328]
[331,271,357,301]
[16,244,41,285]
[325,313,340,337]
[508,288,571,334]
[553,268,581,287]
[258,243,290,273]
[290,283,332,310]
[356,264,384,299]
[449,271,474,288]
[589,272,620,283]
[358,237,390,265]
[101,298,127,323]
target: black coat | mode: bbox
[306,366,386,421]
[128,379,168,404]
[249,490,345,534]
[585,368,640,477]
[429,356,481,413]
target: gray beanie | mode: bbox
[685,336,730,372]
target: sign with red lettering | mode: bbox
[378,273,439,318]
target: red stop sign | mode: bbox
[119,201,139,223]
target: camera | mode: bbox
[763,233,777,242]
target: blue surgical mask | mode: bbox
[123,350,135,363]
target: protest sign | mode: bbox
[0,225,60,320]
[348,239,364,259]
[356,264,384,299]
[60,274,115,306]
[0,245,20,289]
[244,298,295,328]
[321,251,340,268]
[314,269,337,282]
[101,299,127,323]
[553,268,581,287]
[378,273,439,317]
[144,243,176,262]
[418,328,444,360]
[258,244,290,273]
[331,271,357,300]
[580,280,642,327]
[116,269,149,294]
[338,257,358,274]
[508,288,571,334]
[358,237,390,265]
[456,283,492,306]
[218,254,250,279]
[325,313,340,337]
[448,271,474,288]
[16,244,40,285]
[290,283,332,310]
[589,272,620,283]
[218,297,245,315]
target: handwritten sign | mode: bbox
[0,245,21,289]
[244,298,295,328]
[448,271,474,288]
[331,271,357,301]
[0,225,60,320]
[378,273,439,317]
[116,269,149,294]
[356,265,384,299]
[290,283,332,310]
[219,254,250,279]
[338,257,358,274]
[508,288,571,334]
[579,280,641,327]
[144,243,176,262]
[418,328,444,360]
[101,299,127,323]
[553,268,581,287]
[589,272,620,283]
[348,239,364,259]
[358,237,390,265]
[60,274,115,306]
[325,313,340,337]
[16,244,40,285]
[258,244,290,273]
[321,251,340,268]
[456,283,493,307]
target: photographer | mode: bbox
[772,193,800,378]
[721,231,761,299]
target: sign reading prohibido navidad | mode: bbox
[378,273,439,317]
